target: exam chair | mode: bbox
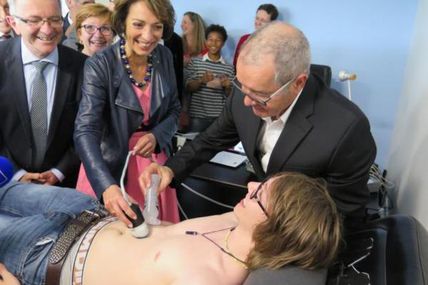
[244,215,428,285]
[310,64,332,87]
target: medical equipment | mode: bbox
[120,151,150,238]
[143,174,161,225]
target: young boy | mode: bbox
[185,24,235,132]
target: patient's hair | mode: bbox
[247,172,342,270]
[112,0,175,39]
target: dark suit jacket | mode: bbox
[164,32,184,102]
[0,38,87,186]
[166,74,377,216]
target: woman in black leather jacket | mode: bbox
[74,0,181,225]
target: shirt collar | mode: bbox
[0,31,12,37]
[21,38,59,66]
[67,13,73,25]
[202,53,226,64]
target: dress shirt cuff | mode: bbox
[12,169,27,181]
[51,168,65,182]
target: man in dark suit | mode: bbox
[0,0,86,187]
[141,22,376,221]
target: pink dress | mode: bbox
[76,84,180,223]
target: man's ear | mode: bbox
[6,15,20,35]
[294,73,308,90]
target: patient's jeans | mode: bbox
[0,182,101,285]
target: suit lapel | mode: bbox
[266,78,316,174]
[7,40,33,141]
[240,104,265,177]
[48,46,71,145]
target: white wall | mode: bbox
[387,0,428,229]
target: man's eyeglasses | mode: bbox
[232,76,294,106]
[80,24,114,36]
[250,181,269,216]
[13,15,63,28]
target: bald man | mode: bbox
[141,21,376,226]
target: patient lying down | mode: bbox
[0,172,341,285]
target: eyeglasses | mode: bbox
[13,15,63,28]
[80,24,114,36]
[250,181,269,216]
[232,76,294,106]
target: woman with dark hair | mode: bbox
[74,0,181,225]
[233,3,279,67]
[0,172,341,285]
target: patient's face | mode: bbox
[234,180,270,229]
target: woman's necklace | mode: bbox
[119,37,153,88]
[185,227,248,269]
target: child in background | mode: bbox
[185,24,235,132]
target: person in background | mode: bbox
[185,24,235,132]
[140,22,377,228]
[0,0,13,41]
[179,11,207,131]
[233,3,278,68]
[163,30,184,105]
[181,11,206,67]
[74,0,181,225]
[0,0,86,187]
[75,3,115,56]
[62,0,95,48]
[0,172,341,285]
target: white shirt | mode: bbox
[202,53,226,64]
[21,38,59,130]
[13,39,64,182]
[257,89,303,172]
[0,31,13,38]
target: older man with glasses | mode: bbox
[0,0,87,187]
[141,21,376,228]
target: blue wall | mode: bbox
[171,0,418,167]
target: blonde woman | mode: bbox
[75,3,115,56]
[181,11,207,66]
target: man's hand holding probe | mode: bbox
[139,162,174,195]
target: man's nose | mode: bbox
[39,20,54,33]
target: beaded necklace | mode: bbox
[185,227,248,269]
[119,37,153,88]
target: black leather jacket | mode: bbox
[74,42,180,198]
